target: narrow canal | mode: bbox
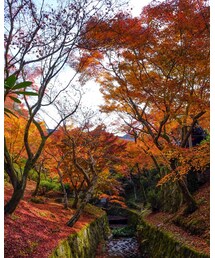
[96,215,143,258]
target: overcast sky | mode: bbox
[42,0,153,129]
[129,0,152,16]
[80,0,153,109]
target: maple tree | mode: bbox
[54,124,127,226]
[158,140,210,187]
[4,114,47,172]
[78,0,210,213]
[43,128,71,208]
[4,112,54,203]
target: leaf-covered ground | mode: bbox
[144,181,210,255]
[4,181,101,258]
[4,181,210,257]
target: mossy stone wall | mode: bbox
[50,213,110,258]
[137,217,209,258]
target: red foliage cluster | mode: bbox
[4,181,97,258]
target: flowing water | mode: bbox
[96,216,143,258]
[103,236,142,257]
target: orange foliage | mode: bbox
[44,125,129,199]
[4,114,46,166]
[158,141,210,186]
[78,0,209,186]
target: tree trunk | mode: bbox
[4,183,25,215]
[178,179,198,214]
[67,177,97,227]
[67,189,93,227]
[130,177,137,201]
[70,180,84,209]
[133,183,137,201]
[32,171,41,197]
[67,202,85,227]
[5,162,31,215]
[62,183,68,209]
[71,191,79,209]
[170,159,198,214]
[57,168,68,209]
[141,184,147,205]
[136,164,147,204]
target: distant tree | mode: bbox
[58,124,127,227]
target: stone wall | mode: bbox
[50,212,110,258]
[117,208,209,258]
[137,217,209,258]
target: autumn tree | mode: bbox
[42,128,72,208]
[57,124,127,227]
[4,0,126,215]
[78,0,210,212]
[4,113,44,177]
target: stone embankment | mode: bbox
[106,208,209,258]
[137,215,209,258]
[50,207,209,258]
[50,210,110,258]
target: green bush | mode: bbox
[112,225,136,237]
[59,182,71,193]
[28,170,39,182]
[39,180,61,192]
[4,171,10,183]
[28,169,48,182]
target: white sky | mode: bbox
[77,0,153,112]
[129,0,152,16]
[42,0,153,129]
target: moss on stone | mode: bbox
[50,212,110,258]
[137,217,209,258]
[173,215,206,236]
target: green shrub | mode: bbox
[112,225,136,237]
[59,182,71,193]
[4,171,10,183]
[39,180,61,192]
[28,169,48,182]
[28,169,39,182]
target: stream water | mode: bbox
[96,216,143,258]
[103,235,142,257]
